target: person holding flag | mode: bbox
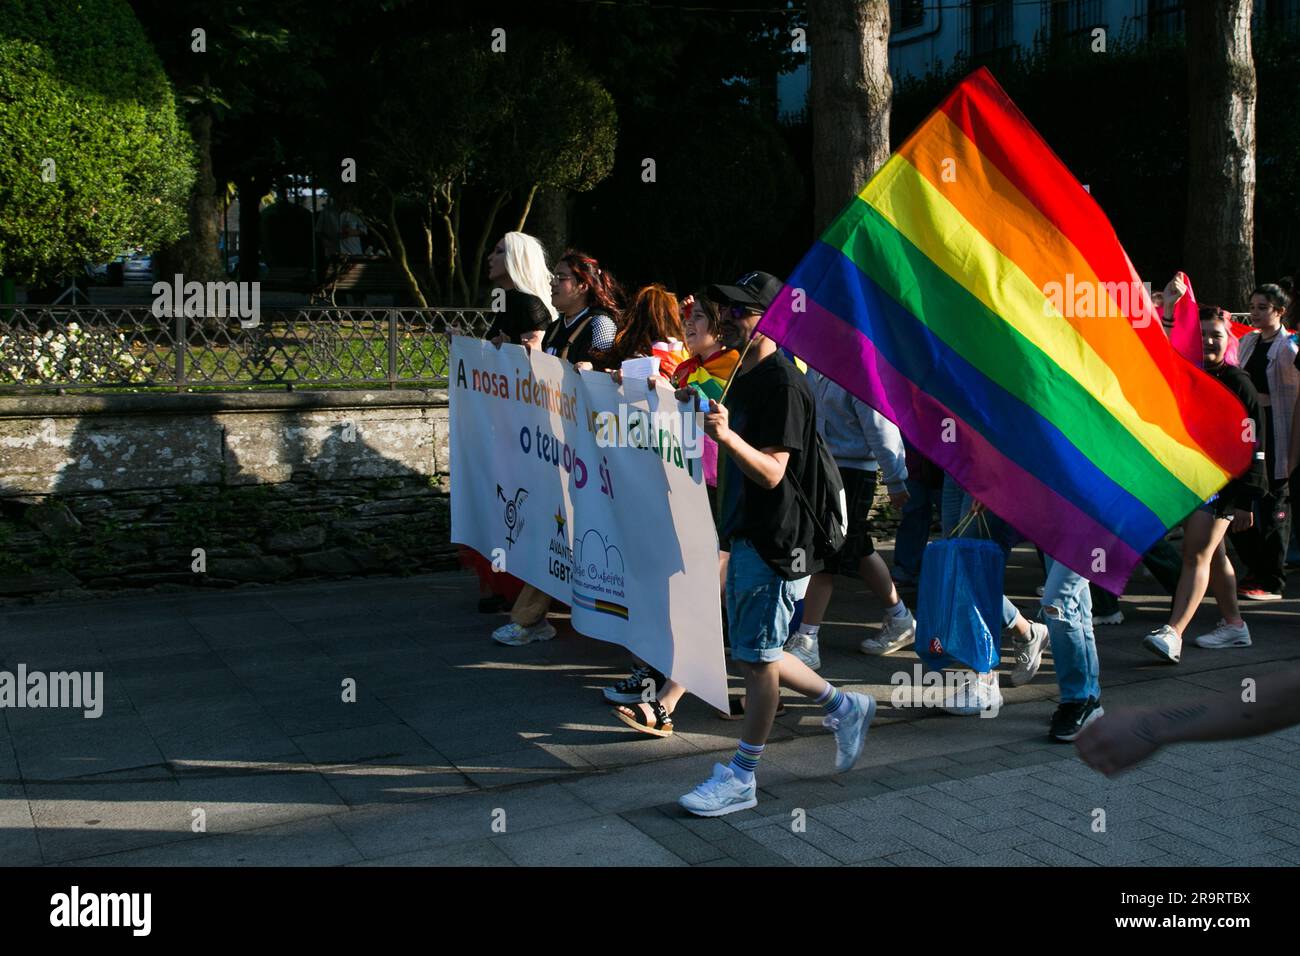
[678,272,876,817]
[749,68,1255,741]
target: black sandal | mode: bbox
[717,696,787,721]
[613,699,674,738]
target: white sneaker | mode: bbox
[1093,611,1124,626]
[679,763,758,817]
[1142,625,1182,663]
[823,691,876,772]
[784,633,821,670]
[860,609,916,656]
[491,620,557,646]
[1010,621,1049,686]
[1193,619,1251,649]
[943,671,1003,716]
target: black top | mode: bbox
[1208,363,1268,511]
[716,351,822,579]
[485,290,551,345]
[1244,332,1273,396]
[543,307,617,369]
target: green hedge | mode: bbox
[0,0,195,283]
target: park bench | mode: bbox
[312,256,412,306]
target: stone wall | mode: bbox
[0,390,453,602]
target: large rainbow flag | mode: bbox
[759,68,1253,592]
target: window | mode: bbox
[1147,0,1185,39]
[969,0,1014,57]
[891,0,926,33]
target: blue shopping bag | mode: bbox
[915,514,1005,673]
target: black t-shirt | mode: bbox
[716,351,822,578]
[1209,363,1268,509]
[485,290,551,345]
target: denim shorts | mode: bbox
[1196,492,1233,520]
[726,537,809,664]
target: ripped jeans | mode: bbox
[1041,556,1099,704]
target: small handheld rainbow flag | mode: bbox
[759,68,1253,592]
[673,348,740,401]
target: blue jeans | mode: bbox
[893,476,938,581]
[1041,556,1098,704]
[726,538,809,664]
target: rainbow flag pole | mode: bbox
[758,67,1253,593]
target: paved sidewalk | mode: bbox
[2,545,1298,866]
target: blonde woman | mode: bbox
[486,232,558,350]
[475,232,560,625]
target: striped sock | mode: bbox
[728,740,764,783]
[817,683,851,718]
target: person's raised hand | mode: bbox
[1162,273,1187,319]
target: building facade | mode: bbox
[777,0,1299,120]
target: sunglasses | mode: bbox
[724,304,762,319]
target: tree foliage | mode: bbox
[332,29,617,306]
[0,0,195,283]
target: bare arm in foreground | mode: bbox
[1075,666,1300,776]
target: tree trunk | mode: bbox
[155,106,223,283]
[423,198,441,301]
[1184,0,1256,307]
[386,194,429,308]
[526,186,570,260]
[808,0,892,236]
[469,190,509,305]
[236,171,269,284]
[516,183,540,232]
[453,190,471,305]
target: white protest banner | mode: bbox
[449,337,729,712]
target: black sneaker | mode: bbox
[602,664,666,704]
[1048,697,1104,742]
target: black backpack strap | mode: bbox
[557,313,596,361]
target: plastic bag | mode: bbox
[915,521,1005,673]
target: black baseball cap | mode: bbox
[706,271,783,312]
